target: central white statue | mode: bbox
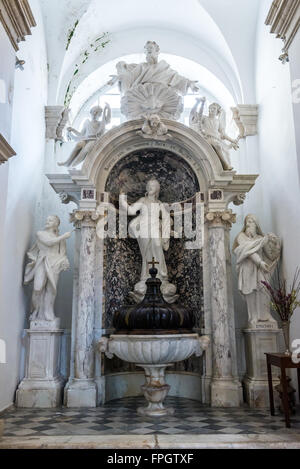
[120,179,179,304]
[108,41,199,121]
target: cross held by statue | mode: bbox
[148,257,159,269]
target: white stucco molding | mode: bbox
[0,133,16,165]
[231,105,259,138]
[265,0,300,63]
[47,120,258,211]
[0,0,36,52]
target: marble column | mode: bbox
[206,210,241,407]
[65,210,99,407]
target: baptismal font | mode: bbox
[99,256,210,417]
[99,178,210,417]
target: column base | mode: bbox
[211,378,242,407]
[16,377,64,408]
[64,379,97,408]
[244,327,281,408]
[244,377,280,409]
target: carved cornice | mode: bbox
[0,133,16,164]
[231,105,259,138]
[205,210,236,229]
[265,0,300,62]
[45,106,70,141]
[0,0,36,51]
[70,210,100,228]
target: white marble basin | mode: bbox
[100,333,209,364]
[98,333,210,417]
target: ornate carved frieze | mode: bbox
[265,0,300,63]
[231,105,259,138]
[0,133,16,164]
[205,210,237,229]
[0,0,36,51]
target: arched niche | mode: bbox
[101,147,205,378]
[47,119,257,405]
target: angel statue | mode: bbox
[58,103,111,168]
[189,97,240,171]
[119,178,179,304]
[138,114,171,141]
[24,215,71,323]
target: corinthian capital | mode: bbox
[70,210,100,228]
[206,210,236,228]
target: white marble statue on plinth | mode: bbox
[107,41,199,120]
[16,216,71,408]
[190,97,239,171]
[233,214,281,329]
[233,214,282,408]
[24,215,71,328]
[119,178,178,304]
[58,104,111,167]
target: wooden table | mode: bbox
[265,353,300,428]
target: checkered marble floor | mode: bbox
[2,397,300,437]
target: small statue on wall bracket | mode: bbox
[138,114,172,141]
[58,103,111,168]
[189,97,240,171]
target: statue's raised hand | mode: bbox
[62,232,72,240]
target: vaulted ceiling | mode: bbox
[40,0,263,112]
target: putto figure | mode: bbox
[119,178,179,304]
[108,41,199,120]
[58,104,111,167]
[190,97,239,171]
[24,216,71,322]
[233,214,281,328]
[138,114,171,140]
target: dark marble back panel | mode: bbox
[102,149,204,374]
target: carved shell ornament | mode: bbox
[121,83,184,120]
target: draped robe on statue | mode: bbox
[24,233,69,321]
[118,60,191,95]
[234,234,266,296]
[117,60,192,120]
[234,233,277,325]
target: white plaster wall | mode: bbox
[236,0,300,396]
[0,23,16,305]
[289,31,300,183]
[0,22,15,140]
[0,0,48,412]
